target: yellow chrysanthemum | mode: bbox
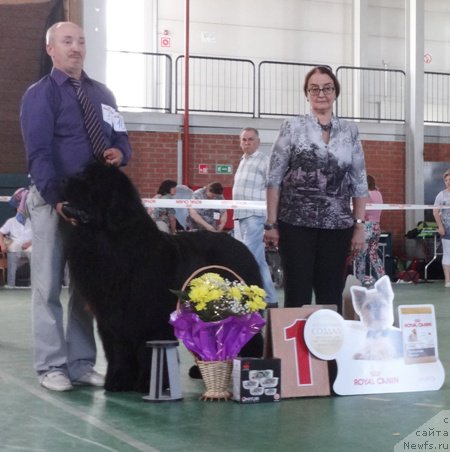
[228,286,243,301]
[247,296,267,312]
[245,285,266,298]
[205,288,225,303]
[194,300,207,311]
[195,273,224,286]
[188,285,210,304]
[189,286,225,306]
[180,272,266,319]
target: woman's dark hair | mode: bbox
[303,66,340,98]
[157,179,177,196]
[207,182,224,195]
[367,174,376,190]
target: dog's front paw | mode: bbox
[104,370,136,392]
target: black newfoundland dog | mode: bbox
[61,163,264,392]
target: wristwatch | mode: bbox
[354,218,365,225]
[264,223,278,230]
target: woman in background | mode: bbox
[433,168,450,287]
[354,175,385,284]
[149,180,177,234]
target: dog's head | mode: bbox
[350,275,394,331]
[62,162,153,232]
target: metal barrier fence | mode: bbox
[108,50,450,124]
[424,71,450,124]
[336,66,406,122]
[175,55,255,116]
[258,62,328,118]
[107,51,172,113]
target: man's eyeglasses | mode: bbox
[307,86,335,96]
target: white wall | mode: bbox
[157,0,353,65]
[366,1,405,69]
[83,0,450,117]
[86,0,450,77]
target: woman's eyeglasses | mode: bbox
[307,86,335,96]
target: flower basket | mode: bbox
[169,265,266,401]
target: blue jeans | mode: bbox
[27,185,97,381]
[235,216,277,304]
[6,250,31,286]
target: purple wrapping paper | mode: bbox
[169,310,265,361]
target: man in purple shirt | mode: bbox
[20,21,132,391]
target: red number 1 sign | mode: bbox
[264,306,334,398]
[284,319,312,386]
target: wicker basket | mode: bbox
[180,265,245,401]
[197,359,233,401]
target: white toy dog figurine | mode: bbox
[351,275,403,361]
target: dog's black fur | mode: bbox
[61,163,264,392]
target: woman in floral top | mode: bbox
[433,168,450,288]
[264,66,368,312]
[149,180,177,234]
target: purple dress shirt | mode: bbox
[20,68,132,206]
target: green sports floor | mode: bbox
[0,282,449,452]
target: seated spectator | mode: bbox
[0,210,32,288]
[187,182,227,232]
[149,180,177,234]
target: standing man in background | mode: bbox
[233,127,277,307]
[20,21,132,391]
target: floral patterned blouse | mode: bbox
[434,190,450,239]
[150,194,175,229]
[268,113,368,230]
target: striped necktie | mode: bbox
[69,78,106,161]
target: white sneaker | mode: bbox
[74,369,105,387]
[41,371,73,391]
[445,282,450,288]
